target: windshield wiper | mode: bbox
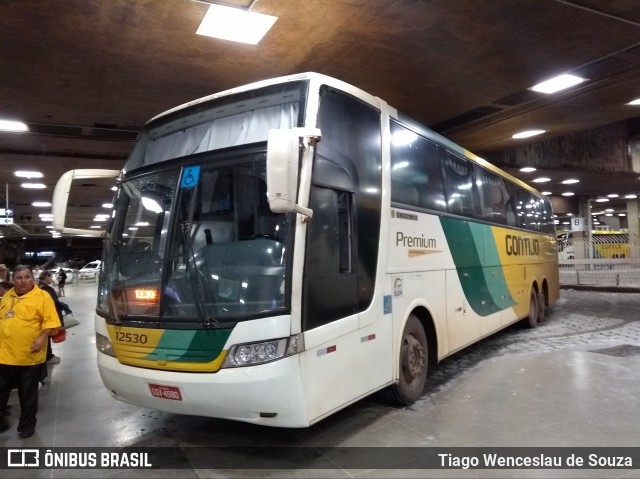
[180,220,219,328]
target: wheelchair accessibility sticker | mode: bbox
[180,166,201,189]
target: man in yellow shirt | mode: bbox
[0,265,61,438]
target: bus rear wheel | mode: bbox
[537,290,546,323]
[525,287,539,328]
[380,315,427,405]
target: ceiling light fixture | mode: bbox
[561,192,574,196]
[519,167,536,172]
[196,3,278,45]
[15,170,43,178]
[32,201,51,207]
[531,177,551,183]
[607,194,618,198]
[627,98,640,105]
[541,191,551,195]
[625,194,637,199]
[595,198,609,202]
[20,183,46,189]
[530,74,586,94]
[0,120,28,132]
[561,179,579,184]
[512,130,546,139]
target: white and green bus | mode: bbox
[53,73,559,427]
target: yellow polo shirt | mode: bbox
[0,285,61,366]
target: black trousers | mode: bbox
[0,364,41,432]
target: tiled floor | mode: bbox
[1,284,639,478]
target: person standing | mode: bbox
[0,265,61,439]
[38,271,64,367]
[0,281,12,299]
[56,269,67,297]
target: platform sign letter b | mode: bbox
[571,217,586,232]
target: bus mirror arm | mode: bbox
[266,128,320,220]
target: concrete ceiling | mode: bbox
[2,0,640,237]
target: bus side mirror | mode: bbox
[266,128,320,218]
[52,169,121,236]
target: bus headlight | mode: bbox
[222,333,304,368]
[96,332,116,357]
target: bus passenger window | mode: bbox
[441,150,478,217]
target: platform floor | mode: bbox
[1,283,639,478]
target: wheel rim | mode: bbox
[401,333,425,386]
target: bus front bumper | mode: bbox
[97,352,310,428]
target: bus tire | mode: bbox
[525,287,538,328]
[537,290,546,323]
[380,315,427,405]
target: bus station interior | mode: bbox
[1,1,640,476]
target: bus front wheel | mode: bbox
[381,315,428,405]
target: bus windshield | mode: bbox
[98,151,294,325]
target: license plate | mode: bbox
[148,383,182,401]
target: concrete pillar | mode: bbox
[573,197,589,261]
[628,198,640,259]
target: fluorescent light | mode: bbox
[196,4,277,45]
[627,98,640,105]
[561,179,579,184]
[561,192,574,196]
[607,194,618,198]
[519,167,536,172]
[512,130,546,139]
[595,198,609,203]
[0,120,28,132]
[625,194,637,199]
[32,201,51,207]
[530,74,586,94]
[541,191,552,195]
[102,203,113,208]
[15,170,43,178]
[531,177,550,183]
[90,225,102,229]
[21,183,46,189]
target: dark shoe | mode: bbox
[19,429,35,439]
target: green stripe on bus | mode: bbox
[144,328,232,363]
[441,217,515,316]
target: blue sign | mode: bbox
[180,166,201,189]
[383,295,392,315]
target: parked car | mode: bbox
[78,260,102,280]
[49,266,73,283]
[67,258,86,269]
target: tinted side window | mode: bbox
[390,122,445,211]
[474,165,510,225]
[441,150,478,217]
